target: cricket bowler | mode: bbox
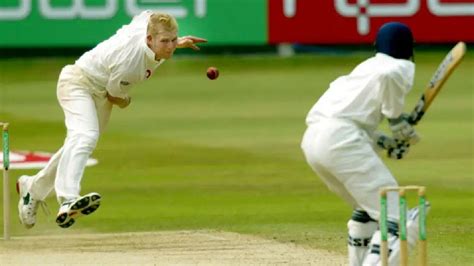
[16,11,207,229]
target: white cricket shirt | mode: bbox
[76,10,164,99]
[306,53,415,132]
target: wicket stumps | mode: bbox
[380,186,427,266]
[1,122,10,240]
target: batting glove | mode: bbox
[388,114,420,145]
[376,134,411,160]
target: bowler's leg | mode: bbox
[54,65,102,228]
[17,147,64,228]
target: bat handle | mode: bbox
[407,110,423,125]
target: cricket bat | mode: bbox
[408,42,467,125]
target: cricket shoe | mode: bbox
[16,175,48,229]
[405,201,431,248]
[56,192,101,228]
[408,200,431,220]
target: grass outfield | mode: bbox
[0,50,473,265]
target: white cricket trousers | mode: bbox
[301,118,400,222]
[28,65,112,203]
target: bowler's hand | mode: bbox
[177,36,207,51]
[106,93,131,109]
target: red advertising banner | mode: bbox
[269,0,474,44]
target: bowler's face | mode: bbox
[147,29,178,60]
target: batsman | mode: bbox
[16,11,207,229]
[301,22,429,265]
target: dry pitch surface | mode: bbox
[1,230,346,265]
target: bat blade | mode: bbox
[408,42,466,125]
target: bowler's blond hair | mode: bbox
[147,12,178,36]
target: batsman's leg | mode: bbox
[348,209,378,266]
[363,204,430,266]
[364,220,400,266]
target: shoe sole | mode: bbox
[16,176,35,229]
[56,193,101,229]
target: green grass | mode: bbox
[0,50,473,265]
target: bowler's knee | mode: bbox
[68,130,99,151]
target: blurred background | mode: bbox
[1,0,473,55]
[0,1,473,265]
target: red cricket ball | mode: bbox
[206,67,219,80]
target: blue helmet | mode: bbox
[375,22,414,60]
